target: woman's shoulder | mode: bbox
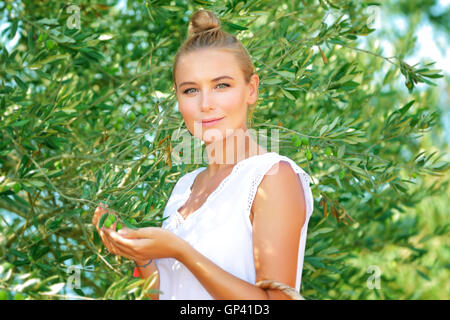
[250,151,314,217]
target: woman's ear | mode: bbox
[247,73,259,105]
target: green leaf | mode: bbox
[8,20,18,40]
[93,229,101,245]
[47,170,64,178]
[34,247,50,260]
[121,219,138,230]
[27,28,35,51]
[160,5,182,11]
[74,288,86,296]
[10,248,27,259]
[320,125,329,136]
[137,220,158,228]
[348,165,366,176]
[281,88,296,100]
[399,100,415,115]
[278,70,296,80]
[47,216,63,230]
[36,18,59,26]
[337,145,345,158]
[305,256,326,268]
[13,76,28,91]
[416,270,430,281]
[79,48,105,61]
[28,180,46,188]
[328,116,340,132]
[222,21,248,31]
[57,255,74,262]
[341,80,359,91]
[28,54,70,69]
[98,213,109,229]
[10,119,30,127]
[310,227,334,237]
[263,78,283,85]
[53,33,75,44]
[423,73,443,79]
[328,37,346,45]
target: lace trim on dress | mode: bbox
[173,152,277,229]
[246,157,312,219]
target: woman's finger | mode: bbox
[104,228,144,248]
[103,229,149,258]
[98,216,121,252]
[100,228,123,256]
[92,206,108,228]
[102,229,137,260]
[117,227,155,239]
[99,228,116,254]
[103,228,136,250]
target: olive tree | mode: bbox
[0,0,448,300]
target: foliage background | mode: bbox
[0,0,448,299]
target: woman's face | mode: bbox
[174,48,259,145]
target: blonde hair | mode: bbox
[172,10,257,124]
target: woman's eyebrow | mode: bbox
[179,76,234,88]
[212,75,234,82]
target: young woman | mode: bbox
[92,9,314,300]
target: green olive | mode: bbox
[13,293,24,300]
[127,111,136,121]
[116,222,123,231]
[45,40,55,50]
[301,137,309,146]
[306,150,312,160]
[114,117,124,130]
[104,218,113,228]
[115,116,124,124]
[141,106,149,115]
[0,290,9,300]
[292,136,302,147]
[13,182,21,193]
[114,122,123,130]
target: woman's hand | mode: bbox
[91,203,122,257]
[101,225,185,265]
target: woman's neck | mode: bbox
[203,128,267,177]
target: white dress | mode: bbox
[153,151,314,299]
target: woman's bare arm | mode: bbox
[135,261,160,300]
[176,161,306,300]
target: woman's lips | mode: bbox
[201,116,225,127]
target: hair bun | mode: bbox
[188,10,221,37]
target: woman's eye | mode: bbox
[183,88,196,94]
[183,83,230,95]
[217,83,230,89]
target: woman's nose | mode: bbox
[200,92,214,112]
